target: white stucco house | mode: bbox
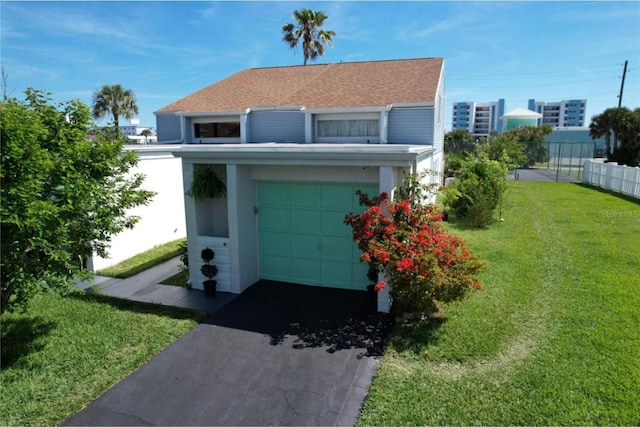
[155,57,446,312]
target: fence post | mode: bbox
[583,159,592,184]
[604,162,616,190]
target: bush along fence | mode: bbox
[583,159,640,199]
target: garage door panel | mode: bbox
[321,210,350,235]
[291,208,319,233]
[260,207,289,231]
[321,235,352,260]
[258,182,289,205]
[352,263,370,285]
[261,255,290,280]
[290,184,320,207]
[260,231,290,256]
[291,234,320,257]
[321,185,353,210]
[290,258,320,283]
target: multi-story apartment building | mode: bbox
[527,99,587,128]
[452,99,505,136]
[119,125,155,137]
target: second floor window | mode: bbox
[194,122,240,138]
[317,119,379,137]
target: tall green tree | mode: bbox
[444,129,475,154]
[282,8,336,65]
[501,125,553,167]
[479,134,528,170]
[590,107,640,166]
[92,84,139,131]
[0,89,154,314]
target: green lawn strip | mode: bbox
[97,238,186,278]
[159,270,189,288]
[0,291,206,427]
[358,181,640,426]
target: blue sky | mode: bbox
[2,1,639,130]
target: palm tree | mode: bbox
[282,8,336,66]
[590,107,630,160]
[140,128,153,145]
[92,84,139,132]
[589,110,614,158]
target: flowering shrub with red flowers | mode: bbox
[344,172,486,315]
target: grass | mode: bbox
[358,181,640,426]
[0,291,205,427]
[160,270,189,287]
[97,238,186,278]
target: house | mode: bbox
[155,57,446,312]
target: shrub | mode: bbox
[451,155,508,227]
[345,173,486,315]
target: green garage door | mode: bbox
[258,182,378,290]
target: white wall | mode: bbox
[90,147,186,271]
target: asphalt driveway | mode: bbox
[62,280,393,426]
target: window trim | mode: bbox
[191,116,241,144]
[314,112,381,143]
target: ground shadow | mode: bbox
[387,316,448,356]
[67,291,208,322]
[205,281,395,358]
[575,183,640,206]
[1,315,57,370]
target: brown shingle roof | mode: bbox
[157,57,443,113]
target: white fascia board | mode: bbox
[303,106,388,114]
[124,145,177,160]
[389,101,435,109]
[171,143,434,168]
[248,106,305,112]
[176,110,248,117]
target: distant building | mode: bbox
[119,125,155,137]
[119,125,157,144]
[527,99,587,128]
[452,99,505,136]
[501,108,542,131]
[452,98,587,135]
[545,127,605,157]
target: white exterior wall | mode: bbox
[90,147,186,271]
[175,140,436,313]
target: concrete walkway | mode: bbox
[76,256,236,313]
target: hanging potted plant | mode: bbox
[188,166,227,201]
[200,247,218,297]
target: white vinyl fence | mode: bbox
[583,159,640,199]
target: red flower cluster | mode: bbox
[345,177,485,314]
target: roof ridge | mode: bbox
[272,63,336,106]
[246,56,442,72]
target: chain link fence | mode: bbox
[524,141,597,180]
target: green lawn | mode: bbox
[0,292,205,426]
[160,270,189,287]
[359,182,640,426]
[97,238,186,278]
